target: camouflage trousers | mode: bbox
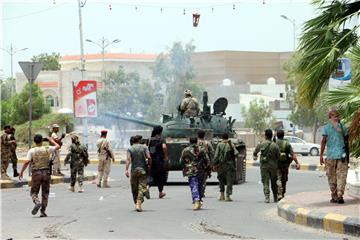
[1,153,10,178]
[70,163,84,187]
[97,157,111,185]
[130,170,147,204]
[217,167,235,195]
[261,167,279,201]
[52,150,61,173]
[277,165,290,199]
[31,169,51,212]
[325,159,348,199]
[11,152,18,170]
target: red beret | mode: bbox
[100,129,108,133]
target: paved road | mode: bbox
[1,166,355,239]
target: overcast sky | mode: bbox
[1,0,318,78]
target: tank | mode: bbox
[105,91,246,184]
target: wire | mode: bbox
[2,3,68,21]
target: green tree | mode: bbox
[11,83,51,125]
[295,0,360,156]
[152,41,204,112]
[31,52,61,71]
[241,99,276,136]
[97,67,158,123]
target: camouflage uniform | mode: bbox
[180,96,200,117]
[128,144,149,204]
[253,140,280,202]
[180,144,210,204]
[64,140,88,189]
[213,140,239,199]
[276,139,294,199]
[50,132,61,174]
[97,137,114,187]
[198,139,214,197]
[1,132,11,179]
[9,132,18,176]
[27,146,56,216]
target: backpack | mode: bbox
[279,140,288,162]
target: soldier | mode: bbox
[197,130,214,198]
[9,127,19,177]
[97,129,115,188]
[320,110,349,204]
[19,134,60,217]
[50,124,65,176]
[1,125,15,180]
[275,129,300,201]
[253,129,280,203]
[180,89,200,117]
[148,125,169,199]
[125,135,152,212]
[64,135,89,193]
[212,133,239,201]
[180,137,210,210]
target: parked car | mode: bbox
[284,136,320,156]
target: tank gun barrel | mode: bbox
[105,112,159,128]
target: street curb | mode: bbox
[277,199,360,237]
[246,161,325,171]
[0,171,97,189]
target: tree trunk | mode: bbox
[312,120,319,143]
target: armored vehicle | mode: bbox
[106,92,246,184]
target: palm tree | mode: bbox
[295,0,360,156]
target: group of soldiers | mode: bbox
[1,125,18,179]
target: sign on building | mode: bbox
[329,58,351,90]
[73,80,97,117]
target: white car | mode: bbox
[284,136,321,156]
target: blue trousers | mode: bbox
[188,176,202,202]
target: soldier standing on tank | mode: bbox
[180,137,210,210]
[9,127,19,177]
[97,129,115,188]
[253,129,280,203]
[180,89,200,117]
[50,124,65,176]
[1,125,15,180]
[212,133,239,201]
[197,130,214,198]
[19,134,60,217]
[125,135,152,212]
[64,135,89,193]
[276,129,300,201]
[148,125,169,199]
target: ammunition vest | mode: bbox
[31,147,50,171]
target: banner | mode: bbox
[329,58,351,90]
[73,80,97,118]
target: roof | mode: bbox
[61,53,158,61]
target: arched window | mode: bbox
[46,95,55,107]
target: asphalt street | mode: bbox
[1,165,356,239]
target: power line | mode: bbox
[2,3,68,21]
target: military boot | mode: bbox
[135,200,143,212]
[225,195,233,202]
[264,195,270,203]
[78,185,84,193]
[13,169,19,177]
[31,202,42,215]
[218,192,225,201]
[68,185,75,192]
[103,182,111,188]
[40,210,48,218]
[1,174,11,180]
[193,201,201,211]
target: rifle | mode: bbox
[49,152,56,176]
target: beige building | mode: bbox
[15,51,292,112]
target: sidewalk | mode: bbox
[278,191,360,237]
[0,170,97,189]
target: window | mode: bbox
[46,95,55,107]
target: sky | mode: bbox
[1,0,318,78]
